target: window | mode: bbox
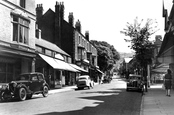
[20,0,26,8]
[12,15,29,44]
[38,74,44,81]
[42,48,45,54]
[31,76,38,81]
[78,36,81,44]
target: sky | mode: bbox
[35,0,173,53]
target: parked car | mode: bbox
[0,72,49,101]
[126,74,143,92]
[77,75,94,89]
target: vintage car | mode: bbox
[126,74,143,92]
[76,75,94,89]
[0,72,49,101]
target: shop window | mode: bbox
[20,0,26,8]
[12,15,29,45]
[0,63,14,83]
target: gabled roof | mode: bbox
[35,38,70,57]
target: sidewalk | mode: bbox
[141,84,174,115]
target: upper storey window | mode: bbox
[20,0,26,8]
[12,15,29,45]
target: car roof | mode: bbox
[79,75,89,78]
[129,74,141,77]
[20,72,43,75]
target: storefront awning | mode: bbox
[39,54,79,72]
[97,69,104,74]
[69,64,88,73]
[151,64,169,74]
[54,59,79,72]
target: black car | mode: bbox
[0,72,49,101]
[126,74,143,92]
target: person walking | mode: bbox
[164,69,172,97]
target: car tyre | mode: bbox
[0,91,9,102]
[42,86,49,97]
[18,87,27,101]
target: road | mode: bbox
[0,77,142,115]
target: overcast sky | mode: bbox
[35,0,173,53]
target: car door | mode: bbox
[37,74,44,90]
[30,74,40,92]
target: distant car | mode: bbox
[0,72,49,101]
[77,75,94,89]
[126,74,143,92]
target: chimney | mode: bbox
[36,4,43,21]
[75,20,81,32]
[60,2,64,20]
[68,12,74,27]
[85,31,89,41]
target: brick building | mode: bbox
[36,2,100,82]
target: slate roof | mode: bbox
[35,38,70,57]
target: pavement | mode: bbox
[141,83,174,115]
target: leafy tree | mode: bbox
[120,17,158,91]
[90,40,120,73]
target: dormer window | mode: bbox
[20,0,26,8]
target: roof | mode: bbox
[124,58,133,63]
[158,32,174,57]
[35,38,70,57]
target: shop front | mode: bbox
[0,45,36,83]
[36,53,79,88]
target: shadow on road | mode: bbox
[36,88,142,115]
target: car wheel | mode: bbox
[18,87,27,101]
[26,94,32,99]
[42,86,49,97]
[0,91,9,102]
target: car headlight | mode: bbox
[0,84,9,90]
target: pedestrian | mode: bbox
[164,69,172,97]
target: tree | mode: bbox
[90,40,120,73]
[120,17,159,91]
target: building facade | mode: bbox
[158,1,174,88]
[36,2,100,82]
[0,0,36,83]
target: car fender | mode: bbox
[16,84,29,93]
[42,83,50,90]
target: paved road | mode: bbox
[0,78,142,115]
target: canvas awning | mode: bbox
[151,64,169,74]
[69,64,88,73]
[54,59,79,72]
[39,54,78,72]
[97,69,104,74]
